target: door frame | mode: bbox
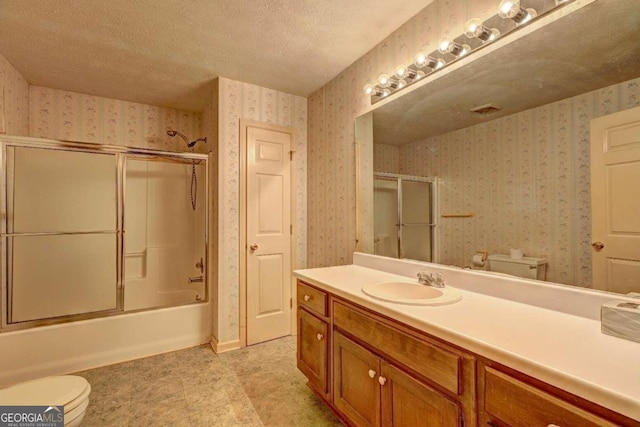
[239,119,297,347]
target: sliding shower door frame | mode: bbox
[374,172,439,263]
[0,135,209,332]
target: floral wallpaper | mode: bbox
[399,77,640,287]
[307,0,499,268]
[29,86,203,152]
[0,53,29,136]
[374,143,400,174]
[214,77,307,344]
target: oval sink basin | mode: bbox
[362,281,462,306]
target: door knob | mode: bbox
[249,243,258,251]
[591,241,605,251]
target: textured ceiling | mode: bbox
[0,0,432,111]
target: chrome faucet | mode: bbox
[417,270,446,288]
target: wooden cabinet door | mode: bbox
[297,308,329,396]
[381,362,461,427]
[334,331,381,427]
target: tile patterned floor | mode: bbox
[76,336,344,426]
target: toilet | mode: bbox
[487,254,547,280]
[0,376,91,427]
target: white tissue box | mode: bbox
[601,300,640,343]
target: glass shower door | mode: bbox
[399,180,433,262]
[4,146,119,324]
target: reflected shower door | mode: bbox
[400,180,433,262]
[373,177,399,258]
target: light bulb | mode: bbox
[378,73,390,88]
[438,37,470,57]
[394,65,408,79]
[498,0,520,18]
[363,84,375,95]
[464,18,482,38]
[414,52,427,68]
[464,18,500,42]
[438,37,453,54]
[397,79,407,89]
[381,89,391,97]
[498,0,537,24]
[415,70,426,79]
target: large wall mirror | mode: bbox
[356,0,640,295]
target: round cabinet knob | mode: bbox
[548,424,560,427]
[316,333,324,341]
[249,243,259,251]
[591,241,604,251]
[303,294,311,302]
[378,376,387,386]
[368,369,376,379]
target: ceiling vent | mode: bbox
[469,103,502,114]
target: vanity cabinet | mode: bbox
[295,279,640,427]
[296,281,331,400]
[334,331,461,427]
[479,363,636,427]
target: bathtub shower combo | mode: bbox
[0,134,208,331]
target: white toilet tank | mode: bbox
[487,254,547,280]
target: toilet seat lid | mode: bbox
[0,376,90,411]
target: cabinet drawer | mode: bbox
[333,301,462,395]
[484,367,617,427]
[297,281,328,316]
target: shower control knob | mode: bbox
[249,243,259,251]
[591,241,605,251]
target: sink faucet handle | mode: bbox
[417,270,431,284]
[434,272,445,287]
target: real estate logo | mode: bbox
[0,406,64,427]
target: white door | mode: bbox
[246,126,292,345]
[591,105,640,294]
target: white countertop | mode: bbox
[294,262,640,421]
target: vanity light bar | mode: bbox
[363,0,575,103]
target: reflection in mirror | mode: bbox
[356,0,640,295]
[374,174,435,262]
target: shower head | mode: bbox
[166,129,189,145]
[166,129,207,149]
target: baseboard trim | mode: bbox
[211,336,241,353]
